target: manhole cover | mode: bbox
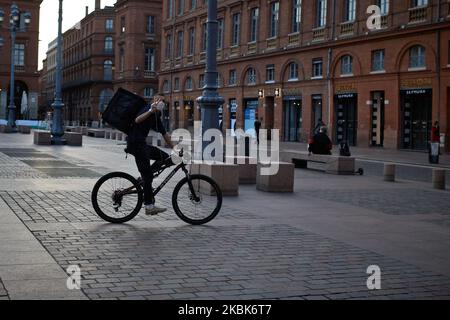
[36,167,102,178]
[21,160,74,168]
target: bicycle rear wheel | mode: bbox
[91,172,143,223]
[172,174,222,225]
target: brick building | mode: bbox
[160,0,450,152]
[0,0,41,120]
[61,0,115,125]
[38,38,57,118]
[113,0,162,105]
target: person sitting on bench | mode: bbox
[308,126,332,155]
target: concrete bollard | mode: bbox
[383,164,396,182]
[432,169,446,190]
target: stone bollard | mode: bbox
[383,164,396,182]
[432,169,446,190]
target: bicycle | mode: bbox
[91,148,223,225]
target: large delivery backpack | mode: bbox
[102,88,147,134]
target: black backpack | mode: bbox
[102,88,146,134]
[339,142,351,157]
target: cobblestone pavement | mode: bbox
[1,134,450,300]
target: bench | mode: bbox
[191,161,239,197]
[33,130,51,145]
[281,150,355,175]
[225,156,257,184]
[64,132,82,146]
[87,129,105,138]
[18,125,31,134]
[256,162,295,193]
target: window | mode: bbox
[288,62,299,80]
[377,0,389,15]
[217,19,224,49]
[229,69,237,85]
[199,74,205,88]
[344,0,356,22]
[341,55,353,75]
[174,77,180,91]
[104,37,113,53]
[292,0,302,33]
[372,50,385,71]
[201,23,207,52]
[448,41,450,65]
[316,0,327,27]
[269,2,279,38]
[119,47,125,72]
[190,0,197,11]
[105,19,114,32]
[216,74,222,87]
[232,13,241,46]
[168,0,174,18]
[266,64,275,82]
[312,58,323,77]
[146,16,155,34]
[411,0,428,8]
[166,34,173,58]
[163,80,170,93]
[409,45,426,68]
[14,44,25,66]
[144,88,154,99]
[145,47,155,71]
[120,16,126,33]
[178,0,185,15]
[186,77,193,90]
[176,30,184,58]
[188,27,195,55]
[103,60,113,80]
[250,8,259,43]
[247,68,257,85]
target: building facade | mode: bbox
[160,0,450,152]
[0,0,41,120]
[113,0,162,124]
[60,1,115,126]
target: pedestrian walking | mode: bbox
[255,117,262,144]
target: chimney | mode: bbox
[85,6,89,17]
[95,0,101,11]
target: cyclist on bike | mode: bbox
[126,94,175,216]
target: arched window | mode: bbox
[409,45,426,69]
[144,87,155,99]
[104,37,113,53]
[341,55,353,75]
[103,60,113,80]
[288,62,299,80]
[246,68,257,85]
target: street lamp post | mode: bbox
[196,0,224,152]
[51,0,66,145]
[0,5,31,132]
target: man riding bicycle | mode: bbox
[126,94,175,216]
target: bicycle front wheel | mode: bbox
[91,172,143,224]
[172,174,222,225]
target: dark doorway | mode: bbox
[371,91,385,147]
[401,89,432,150]
[335,93,358,146]
[283,98,302,142]
[312,95,323,135]
[184,100,194,129]
[7,80,28,121]
[244,99,259,138]
[174,101,180,129]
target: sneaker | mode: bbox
[145,205,167,215]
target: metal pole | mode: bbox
[7,23,16,130]
[196,0,224,152]
[51,0,66,144]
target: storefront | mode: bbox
[311,95,323,134]
[400,88,432,150]
[184,100,194,128]
[283,96,302,142]
[334,93,358,146]
[244,98,259,138]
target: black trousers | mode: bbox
[128,143,171,205]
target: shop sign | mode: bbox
[335,83,357,93]
[400,78,432,89]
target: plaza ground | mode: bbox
[0,132,449,300]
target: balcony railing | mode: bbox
[340,21,355,36]
[312,27,326,41]
[185,55,194,65]
[266,38,277,51]
[200,52,206,62]
[409,6,428,24]
[381,15,388,28]
[247,42,257,54]
[15,65,25,72]
[143,71,156,79]
[217,50,223,60]
[288,32,300,46]
[230,46,240,57]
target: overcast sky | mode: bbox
[39,0,116,70]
